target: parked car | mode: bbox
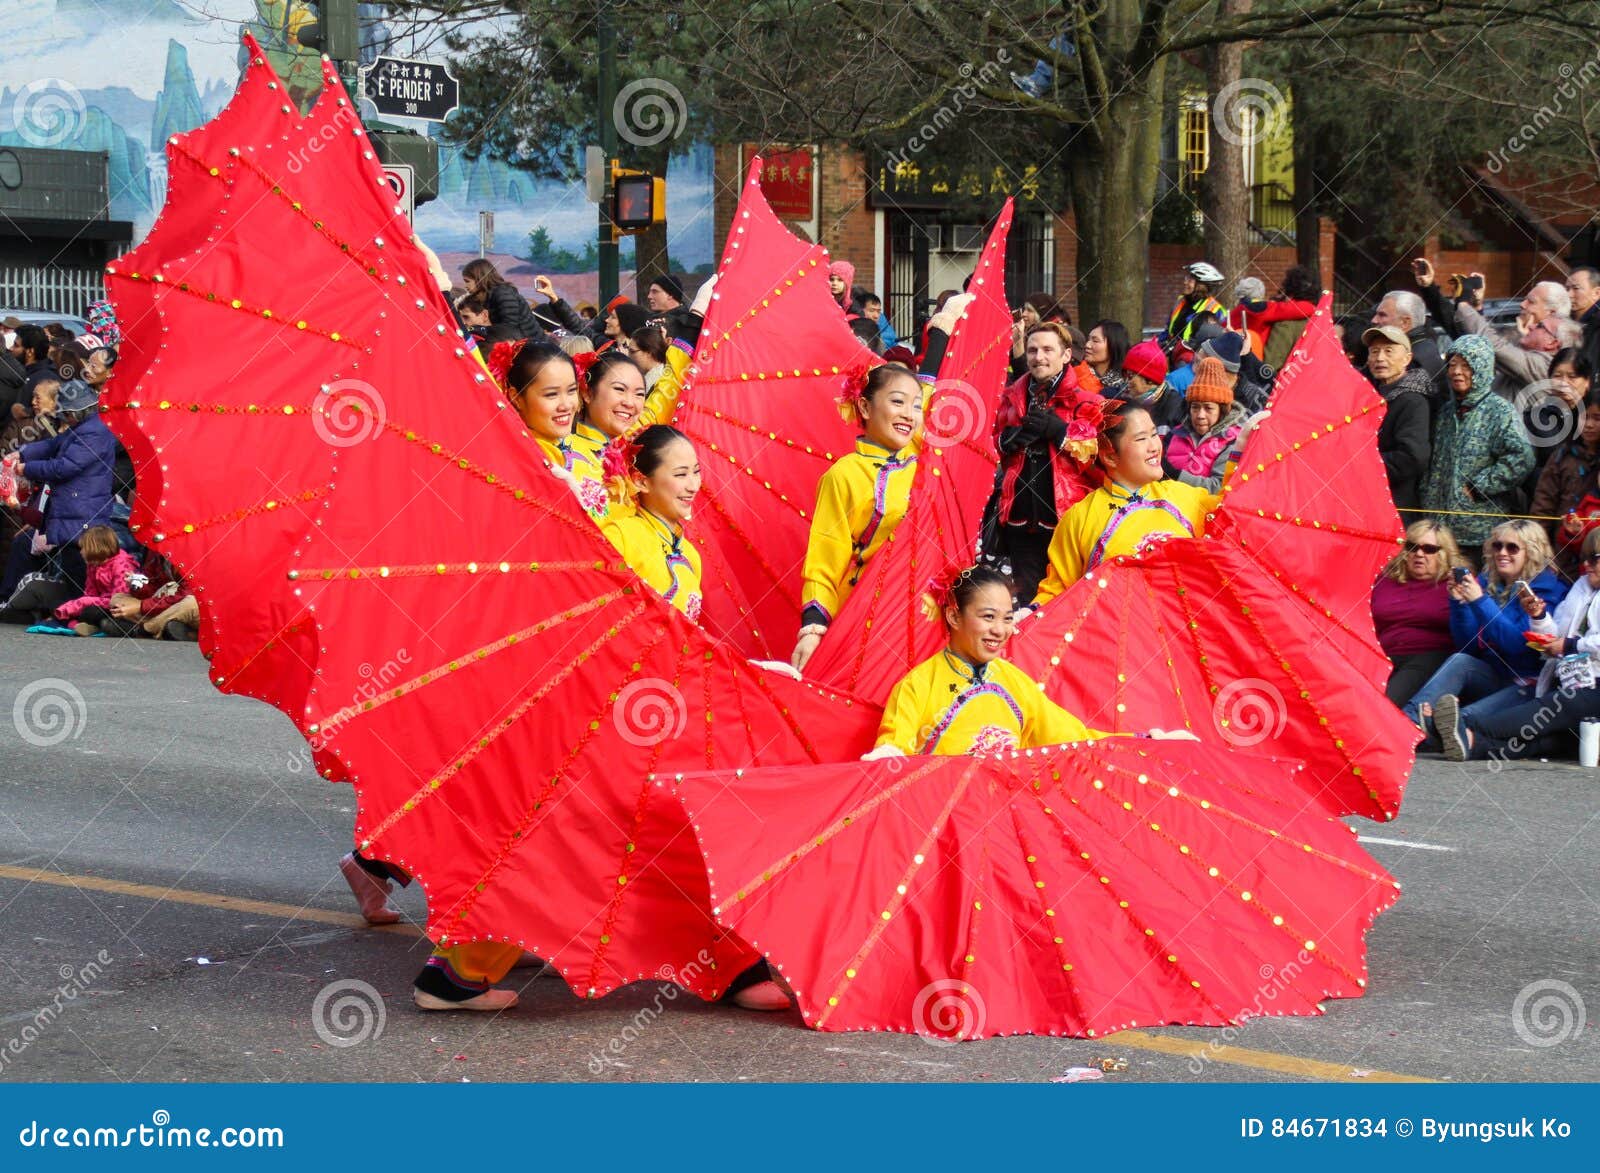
[1477,297,1522,341]
[1,309,91,335]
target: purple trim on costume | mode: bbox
[1087,497,1195,571]
[662,549,692,604]
[851,453,915,583]
[920,682,1026,754]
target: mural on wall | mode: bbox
[0,0,713,285]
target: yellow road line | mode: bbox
[1109,1029,1435,1083]
[0,863,1435,1082]
[0,862,421,938]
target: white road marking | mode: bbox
[1357,836,1455,852]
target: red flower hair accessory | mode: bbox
[572,349,601,394]
[919,562,973,623]
[485,339,528,396]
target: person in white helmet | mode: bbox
[1160,261,1226,354]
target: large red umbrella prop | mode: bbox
[669,158,877,660]
[1009,306,1418,820]
[678,738,1399,1039]
[102,42,880,999]
[804,200,1015,701]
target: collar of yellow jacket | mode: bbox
[854,435,912,464]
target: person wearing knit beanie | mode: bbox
[613,302,649,337]
[1186,356,1235,406]
[1122,340,1167,390]
[1116,338,1186,436]
[1197,332,1245,374]
[646,274,684,309]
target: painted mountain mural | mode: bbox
[0,0,712,272]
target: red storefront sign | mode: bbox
[756,147,814,220]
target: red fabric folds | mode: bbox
[1008,304,1417,820]
[671,157,876,660]
[804,201,1015,701]
[101,42,880,1000]
[678,738,1399,1039]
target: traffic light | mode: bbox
[611,165,665,233]
[294,0,360,64]
[368,124,440,207]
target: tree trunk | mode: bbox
[1202,0,1252,291]
[632,222,671,297]
[1069,73,1166,329]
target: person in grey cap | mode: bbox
[1195,331,1275,414]
[1364,325,1433,513]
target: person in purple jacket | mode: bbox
[1402,518,1569,749]
[1373,520,1468,705]
[2,379,117,615]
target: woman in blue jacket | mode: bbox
[1403,518,1568,748]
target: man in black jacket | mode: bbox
[1567,266,1600,377]
[1364,325,1432,512]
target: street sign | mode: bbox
[361,56,460,123]
[382,163,414,222]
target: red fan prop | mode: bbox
[803,201,1015,701]
[1009,306,1417,820]
[670,158,877,660]
[102,42,881,1000]
[678,738,1399,1039]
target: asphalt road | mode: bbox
[0,631,1594,1084]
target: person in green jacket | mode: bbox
[1422,334,1535,551]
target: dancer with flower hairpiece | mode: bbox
[866,564,1196,759]
[487,338,608,519]
[1028,397,1269,607]
[598,426,705,621]
[791,294,972,672]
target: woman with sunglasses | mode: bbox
[1401,518,1568,748]
[1435,527,1600,762]
[1373,521,1470,706]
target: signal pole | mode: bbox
[597,0,619,304]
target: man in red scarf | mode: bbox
[987,321,1104,602]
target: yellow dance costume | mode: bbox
[877,650,1106,756]
[801,437,918,623]
[536,433,609,521]
[1032,479,1219,606]
[599,507,704,621]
